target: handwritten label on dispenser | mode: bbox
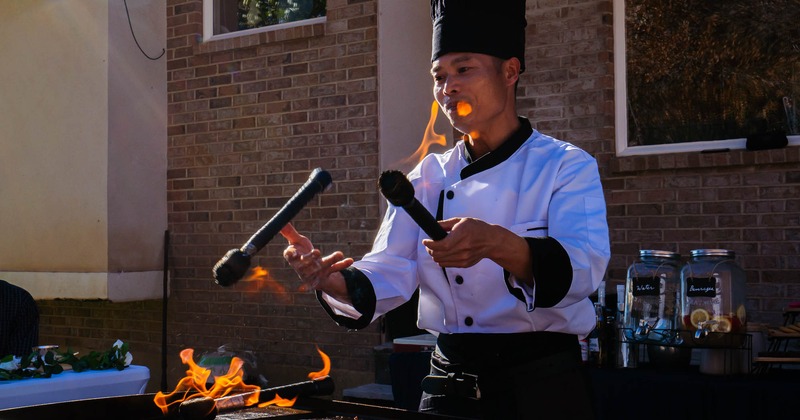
[631,277,660,296]
[686,277,717,297]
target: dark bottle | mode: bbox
[588,281,616,367]
[587,302,604,366]
[601,313,618,368]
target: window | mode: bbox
[614,0,800,156]
[204,0,326,41]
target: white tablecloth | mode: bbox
[0,365,149,409]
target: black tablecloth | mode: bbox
[590,367,800,420]
[390,352,800,419]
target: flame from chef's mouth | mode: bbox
[399,101,448,166]
[454,101,480,139]
[456,101,472,116]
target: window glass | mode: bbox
[213,0,326,36]
[618,0,799,153]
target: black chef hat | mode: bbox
[431,0,527,72]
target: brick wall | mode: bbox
[34,0,799,398]
[604,150,800,325]
[524,0,615,158]
[162,0,800,390]
[37,300,165,392]
[522,1,799,325]
[165,0,382,392]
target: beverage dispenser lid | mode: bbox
[690,249,735,258]
[639,249,680,259]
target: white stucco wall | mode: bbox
[0,0,166,301]
[107,0,168,273]
[377,0,453,178]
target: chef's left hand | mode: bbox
[422,217,495,268]
[422,217,533,284]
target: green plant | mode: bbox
[57,341,131,373]
[0,341,131,381]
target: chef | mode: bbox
[281,0,610,418]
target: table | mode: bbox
[590,366,800,420]
[0,365,149,409]
[389,350,800,419]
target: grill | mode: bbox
[0,395,461,420]
[0,380,462,420]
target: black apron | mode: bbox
[419,331,595,419]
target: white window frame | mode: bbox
[202,0,326,43]
[613,0,800,157]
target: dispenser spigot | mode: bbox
[635,319,652,337]
[694,320,718,339]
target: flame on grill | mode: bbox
[258,393,298,408]
[307,346,331,380]
[153,346,331,414]
[153,348,260,414]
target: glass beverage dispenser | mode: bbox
[680,249,747,346]
[624,250,683,345]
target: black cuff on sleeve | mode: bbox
[503,270,527,304]
[526,237,573,308]
[315,267,377,331]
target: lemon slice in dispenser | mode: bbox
[736,304,746,324]
[714,316,732,332]
[690,308,710,328]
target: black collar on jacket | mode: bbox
[461,117,533,180]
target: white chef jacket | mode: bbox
[321,122,610,339]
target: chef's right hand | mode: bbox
[280,223,353,298]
